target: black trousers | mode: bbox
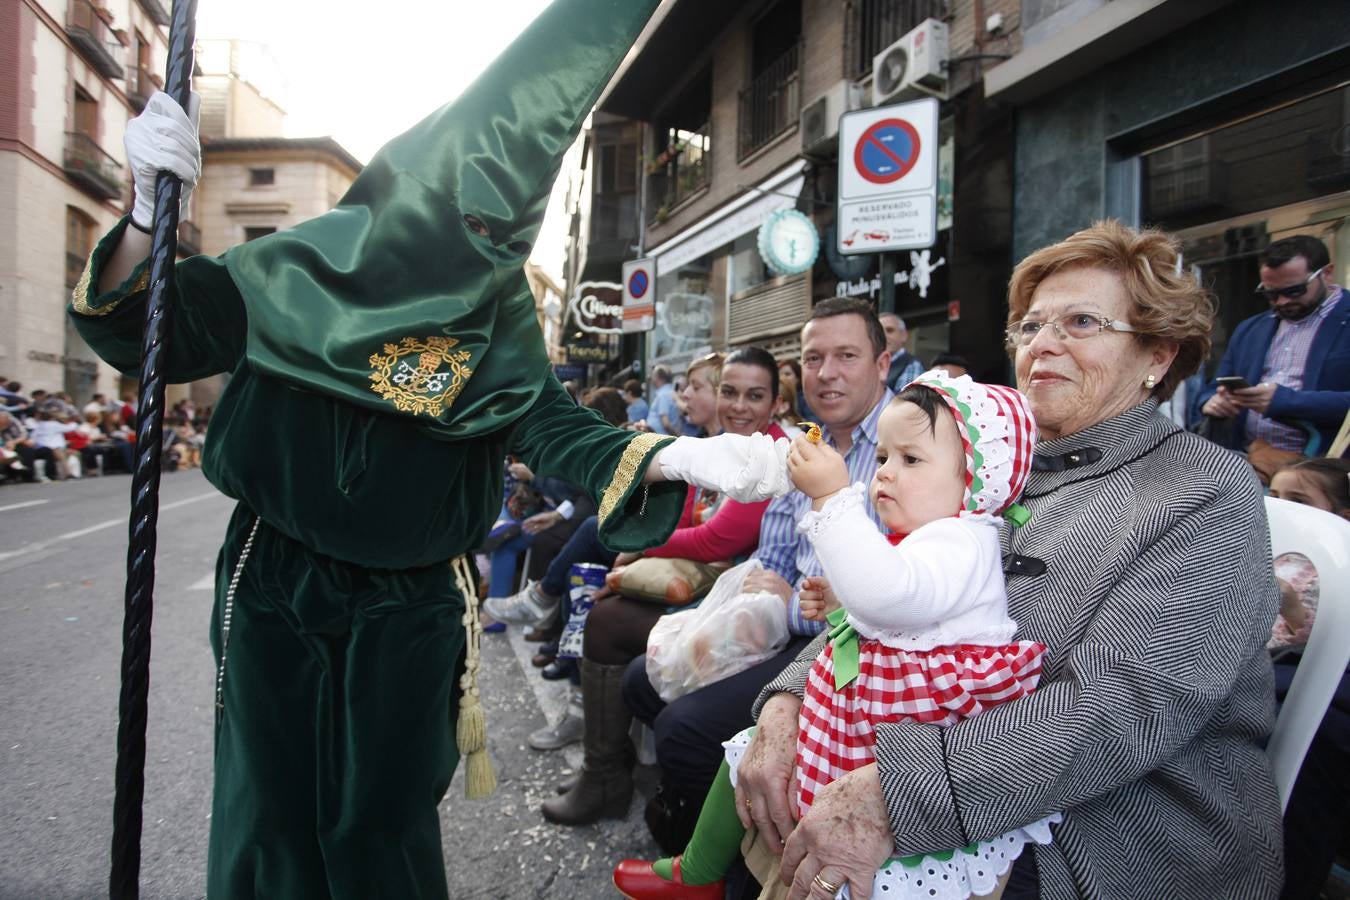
[622,635,813,796]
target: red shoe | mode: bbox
[613,856,724,899]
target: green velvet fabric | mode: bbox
[219,0,660,441]
[207,506,466,898]
[65,1,677,893]
[70,228,683,564]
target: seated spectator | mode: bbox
[647,366,682,435]
[927,351,971,378]
[625,379,649,425]
[530,347,789,828]
[29,406,79,480]
[0,411,33,482]
[772,380,803,439]
[74,411,117,476]
[736,221,1282,899]
[1266,455,1350,899]
[621,299,893,852]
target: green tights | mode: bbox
[653,759,744,885]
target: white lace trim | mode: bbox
[724,730,1059,900]
[796,482,868,542]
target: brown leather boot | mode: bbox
[541,660,634,824]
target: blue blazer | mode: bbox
[1197,291,1350,453]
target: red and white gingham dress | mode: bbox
[795,637,1046,816]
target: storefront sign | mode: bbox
[565,342,615,363]
[567,281,624,334]
[27,349,98,373]
[659,292,714,339]
[834,247,947,301]
[837,98,939,255]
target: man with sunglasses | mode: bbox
[1199,235,1349,471]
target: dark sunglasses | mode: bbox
[1255,265,1326,301]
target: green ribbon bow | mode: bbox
[827,607,860,690]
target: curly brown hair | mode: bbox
[1007,220,1215,401]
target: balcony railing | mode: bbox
[135,0,170,27]
[647,126,711,222]
[178,220,202,256]
[66,0,125,80]
[844,0,947,80]
[64,131,123,201]
[737,43,801,161]
[125,63,162,111]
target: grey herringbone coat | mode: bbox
[757,401,1284,898]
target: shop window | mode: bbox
[653,253,715,365]
[1142,83,1350,231]
[249,167,275,186]
[738,0,801,160]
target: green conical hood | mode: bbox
[223,0,658,438]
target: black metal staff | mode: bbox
[110,0,198,895]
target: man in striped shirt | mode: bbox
[624,297,892,843]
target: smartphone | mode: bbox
[1216,376,1250,390]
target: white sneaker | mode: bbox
[528,707,584,751]
[482,581,558,628]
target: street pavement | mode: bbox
[0,469,662,899]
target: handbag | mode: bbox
[606,557,724,606]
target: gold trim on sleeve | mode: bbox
[71,262,149,317]
[598,432,672,525]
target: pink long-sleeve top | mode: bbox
[642,422,787,564]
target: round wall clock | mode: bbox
[757,209,820,277]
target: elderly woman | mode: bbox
[735,221,1283,899]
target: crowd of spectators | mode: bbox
[477,223,1346,900]
[0,381,210,485]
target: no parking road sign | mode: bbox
[837,98,938,255]
[622,257,656,333]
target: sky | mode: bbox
[194,0,572,278]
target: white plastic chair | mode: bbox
[1263,496,1350,812]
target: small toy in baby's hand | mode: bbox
[798,422,822,444]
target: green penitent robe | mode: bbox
[71,221,682,567]
[69,1,671,894]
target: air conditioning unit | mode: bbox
[800,80,865,156]
[872,18,950,106]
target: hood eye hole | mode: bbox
[463,214,489,237]
[507,240,532,256]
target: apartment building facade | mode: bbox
[1,0,174,399]
[567,0,1026,384]
[984,0,1350,373]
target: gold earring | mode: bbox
[1143,374,1158,389]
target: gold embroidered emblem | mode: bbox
[368,336,474,417]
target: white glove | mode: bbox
[657,433,792,502]
[125,90,202,230]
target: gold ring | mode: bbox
[812,873,841,894]
[744,797,753,810]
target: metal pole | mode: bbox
[878,253,896,315]
[110,0,198,895]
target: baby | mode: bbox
[615,371,1056,900]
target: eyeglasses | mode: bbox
[1255,266,1326,301]
[1005,312,1137,347]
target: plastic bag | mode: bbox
[645,559,789,702]
[557,562,608,659]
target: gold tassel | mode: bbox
[450,556,497,800]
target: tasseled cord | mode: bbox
[450,556,497,799]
